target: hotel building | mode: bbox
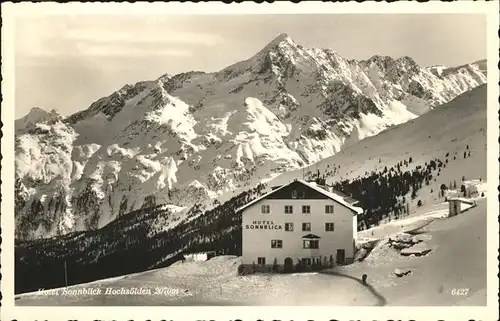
[236,179,363,272]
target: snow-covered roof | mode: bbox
[235,183,290,213]
[447,197,475,204]
[235,179,364,215]
[299,180,364,214]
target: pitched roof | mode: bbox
[235,183,289,213]
[331,188,359,205]
[235,179,364,215]
[447,197,475,204]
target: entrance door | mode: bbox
[336,249,345,265]
[284,257,293,272]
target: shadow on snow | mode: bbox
[319,270,387,306]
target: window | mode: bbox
[303,240,319,249]
[285,205,293,214]
[302,222,311,231]
[257,257,266,265]
[261,205,270,214]
[325,222,335,231]
[285,223,294,231]
[271,240,283,248]
[325,205,334,214]
[301,258,312,265]
[291,190,298,199]
[302,205,311,214]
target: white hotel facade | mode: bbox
[236,179,363,272]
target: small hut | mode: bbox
[447,197,476,217]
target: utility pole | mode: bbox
[64,260,68,287]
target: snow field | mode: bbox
[17,196,487,306]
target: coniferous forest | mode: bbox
[15,183,266,294]
[15,146,474,294]
[324,157,447,229]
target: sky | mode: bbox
[15,14,486,118]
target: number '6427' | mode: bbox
[451,288,469,296]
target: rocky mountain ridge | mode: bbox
[15,33,487,240]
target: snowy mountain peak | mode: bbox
[364,55,396,69]
[257,33,299,59]
[26,106,60,120]
[273,32,290,42]
[215,33,300,83]
[394,56,420,71]
[362,54,420,75]
[15,106,62,132]
[470,59,487,75]
[30,106,49,114]
[396,56,418,66]
[262,33,293,50]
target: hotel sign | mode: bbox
[245,220,282,230]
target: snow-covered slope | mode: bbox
[15,84,487,295]
[15,33,487,240]
[270,84,487,217]
[16,200,487,306]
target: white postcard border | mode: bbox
[1,2,499,321]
